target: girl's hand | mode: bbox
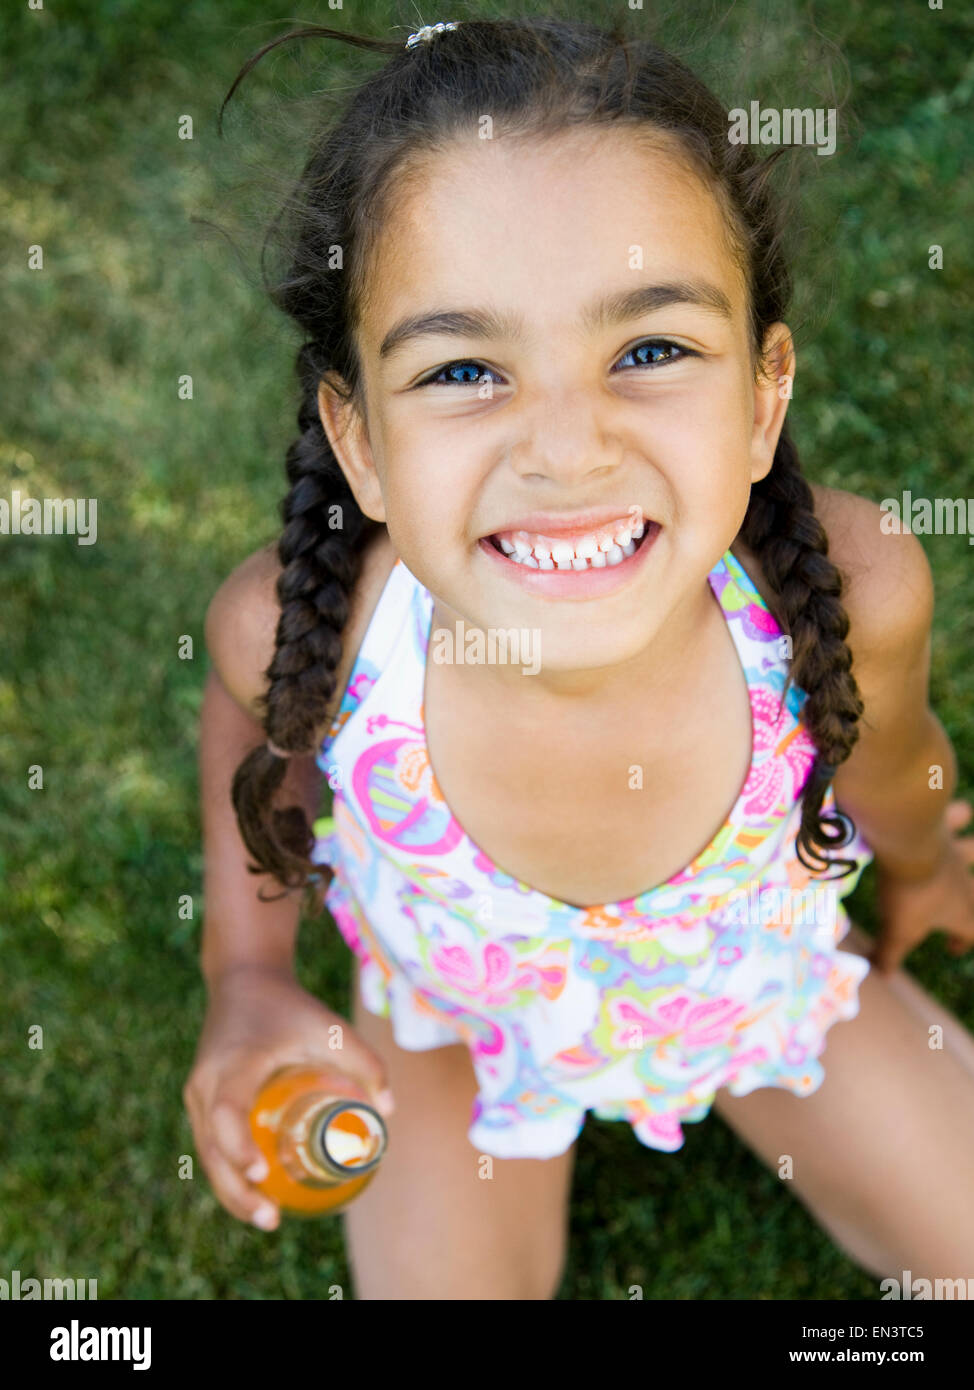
[182,964,393,1231]
[870,800,974,974]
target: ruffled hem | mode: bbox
[337,953,872,1160]
[723,943,871,1101]
[317,840,874,1161]
[596,939,872,1156]
[324,870,464,1050]
[467,1100,587,1160]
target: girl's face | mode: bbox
[320,125,793,685]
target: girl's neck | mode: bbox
[427,558,720,715]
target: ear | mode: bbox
[316,375,387,523]
[750,323,795,485]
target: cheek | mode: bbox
[648,413,753,532]
[382,465,459,555]
[393,445,478,521]
[666,382,754,477]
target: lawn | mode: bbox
[2,0,973,1299]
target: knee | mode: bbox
[528,1249,568,1300]
[346,1228,569,1301]
[350,1268,564,1300]
[814,1206,901,1282]
[811,1199,974,1286]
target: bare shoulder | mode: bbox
[203,527,399,727]
[807,482,935,666]
[734,482,934,667]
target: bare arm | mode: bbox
[185,536,397,1230]
[827,495,957,879]
[196,527,396,989]
[198,664,322,989]
[195,541,325,989]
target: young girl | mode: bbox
[183,16,974,1299]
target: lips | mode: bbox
[483,506,654,570]
[483,505,652,545]
[478,512,660,594]
[493,526,653,569]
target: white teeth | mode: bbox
[491,513,653,570]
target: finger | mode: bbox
[302,1039,396,1117]
[870,949,904,976]
[197,1137,280,1229]
[343,1052,396,1117]
[870,934,913,975]
[182,1081,199,1132]
[948,935,972,957]
[947,799,974,830]
[211,1095,268,1180]
[182,1081,209,1158]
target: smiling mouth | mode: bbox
[484,515,658,570]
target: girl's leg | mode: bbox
[839,924,974,1074]
[342,959,578,1300]
[711,923,974,1281]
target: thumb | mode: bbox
[947,799,974,831]
[336,1040,396,1119]
[299,1030,396,1119]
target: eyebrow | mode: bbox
[377,280,735,361]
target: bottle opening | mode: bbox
[319,1105,386,1171]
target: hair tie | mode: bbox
[266,739,291,759]
[405,21,460,49]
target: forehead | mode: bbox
[357,125,747,350]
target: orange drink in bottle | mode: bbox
[249,1064,388,1217]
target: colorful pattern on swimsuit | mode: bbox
[311,550,873,1159]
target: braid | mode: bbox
[231,343,379,909]
[740,423,865,879]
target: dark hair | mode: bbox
[219,15,865,911]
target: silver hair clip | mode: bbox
[405,21,460,49]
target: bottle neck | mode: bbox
[306,1101,387,1180]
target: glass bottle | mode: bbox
[249,1064,388,1217]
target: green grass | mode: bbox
[2,0,973,1300]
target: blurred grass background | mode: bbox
[2,0,973,1300]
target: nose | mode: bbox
[506,386,625,484]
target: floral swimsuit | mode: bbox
[311,549,873,1159]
